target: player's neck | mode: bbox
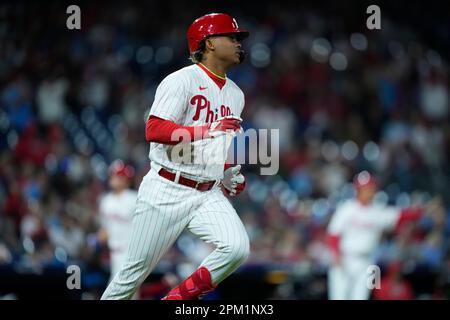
[112,188,127,195]
[199,60,228,79]
[357,197,371,206]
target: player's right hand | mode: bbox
[205,116,242,138]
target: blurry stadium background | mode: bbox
[1,0,449,299]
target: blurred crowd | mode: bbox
[1,1,450,299]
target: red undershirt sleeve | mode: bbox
[394,207,423,233]
[326,234,341,257]
[145,115,207,145]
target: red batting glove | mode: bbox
[203,116,242,138]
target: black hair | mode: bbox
[189,39,207,64]
[189,33,247,64]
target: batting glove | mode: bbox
[204,115,242,138]
[221,164,246,196]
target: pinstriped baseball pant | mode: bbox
[328,255,372,300]
[101,167,250,300]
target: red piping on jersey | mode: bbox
[197,63,226,90]
[146,115,208,145]
[394,207,423,233]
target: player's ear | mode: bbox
[205,37,215,51]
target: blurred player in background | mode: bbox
[97,160,137,283]
[326,171,431,300]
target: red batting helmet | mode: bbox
[187,13,249,53]
[109,160,135,179]
[353,171,378,189]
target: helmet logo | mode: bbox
[232,18,239,29]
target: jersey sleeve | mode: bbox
[98,196,108,229]
[235,86,245,117]
[377,206,401,231]
[239,89,245,114]
[327,202,351,235]
[128,191,138,214]
[149,72,189,123]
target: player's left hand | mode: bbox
[221,165,246,196]
[207,115,243,138]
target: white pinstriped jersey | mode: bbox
[327,199,400,256]
[99,190,138,254]
[148,64,245,181]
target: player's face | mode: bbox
[209,34,243,65]
[357,184,377,204]
[109,175,129,192]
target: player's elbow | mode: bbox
[326,234,341,251]
[145,116,182,145]
[145,117,156,142]
[145,117,165,143]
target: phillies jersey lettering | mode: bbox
[148,64,244,180]
[327,199,400,256]
[190,94,232,122]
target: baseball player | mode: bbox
[98,160,138,283]
[101,13,249,300]
[326,171,425,300]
